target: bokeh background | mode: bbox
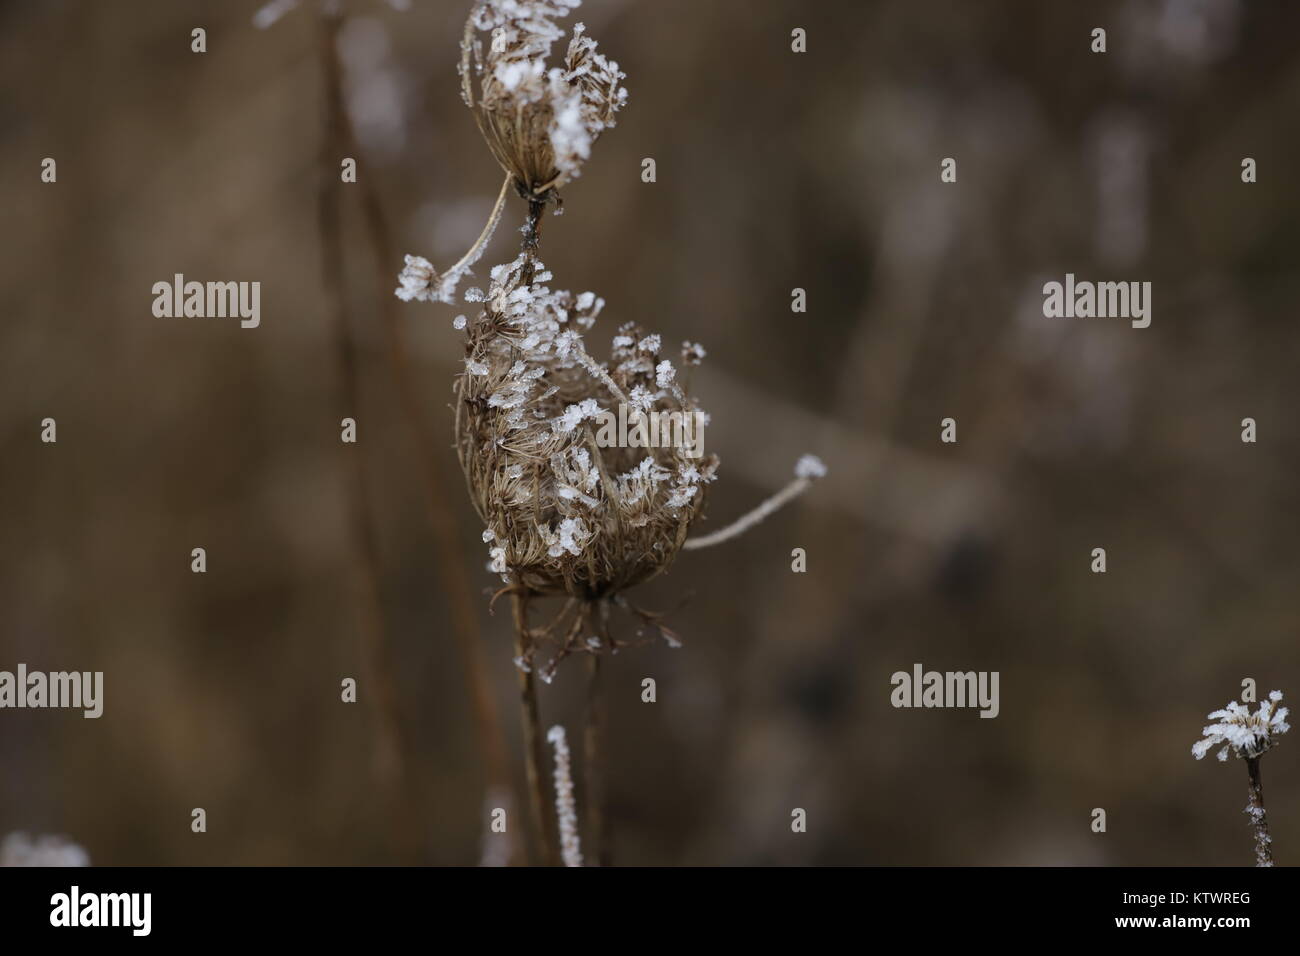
[1,0,1298,866]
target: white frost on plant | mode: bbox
[1192,691,1290,762]
[546,725,583,867]
[681,341,707,366]
[795,454,828,480]
[655,360,676,389]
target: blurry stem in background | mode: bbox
[317,9,415,848]
[320,7,517,860]
[1245,757,1274,866]
[512,589,560,865]
[584,601,610,865]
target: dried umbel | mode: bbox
[398,0,625,307]
[460,0,627,201]
[456,251,717,603]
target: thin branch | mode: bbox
[584,611,611,865]
[441,172,512,286]
[512,589,561,865]
[683,472,820,551]
[547,724,584,867]
[317,6,415,850]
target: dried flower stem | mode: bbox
[448,172,512,284]
[342,66,514,857]
[1245,757,1274,867]
[512,589,561,865]
[682,473,818,551]
[584,632,610,865]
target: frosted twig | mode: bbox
[1245,758,1273,867]
[547,724,583,867]
[683,455,827,551]
[1192,689,1289,866]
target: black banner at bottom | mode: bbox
[0,866,1289,941]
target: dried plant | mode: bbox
[398,0,826,865]
[1192,690,1290,866]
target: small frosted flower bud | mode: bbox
[1192,691,1290,762]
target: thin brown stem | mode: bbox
[519,197,546,284]
[1245,757,1274,867]
[344,63,513,835]
[584,622,610,866]
[322,2,517,863]
[512,588,560,865]
[317,7,415,853]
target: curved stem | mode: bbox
[683,474,817,551]
[584,603,611,865]
[445,172,512,284]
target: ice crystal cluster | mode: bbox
[0,832,89,867]
[1192,691,1290,762]
[460,0,627,200]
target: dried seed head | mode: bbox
[455,253,717,598]
[460,1,627,201]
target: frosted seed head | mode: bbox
[462,0,627,200]
[1193,690,1290,762]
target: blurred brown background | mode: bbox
[1,0,1298,865]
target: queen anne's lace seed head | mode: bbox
[461,1,626,201]
[1192,691,1290,762]
[459,250,717,598]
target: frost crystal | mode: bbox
[1192,691,1290,762]
[546,725,583,867]
[795,454,828,480]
